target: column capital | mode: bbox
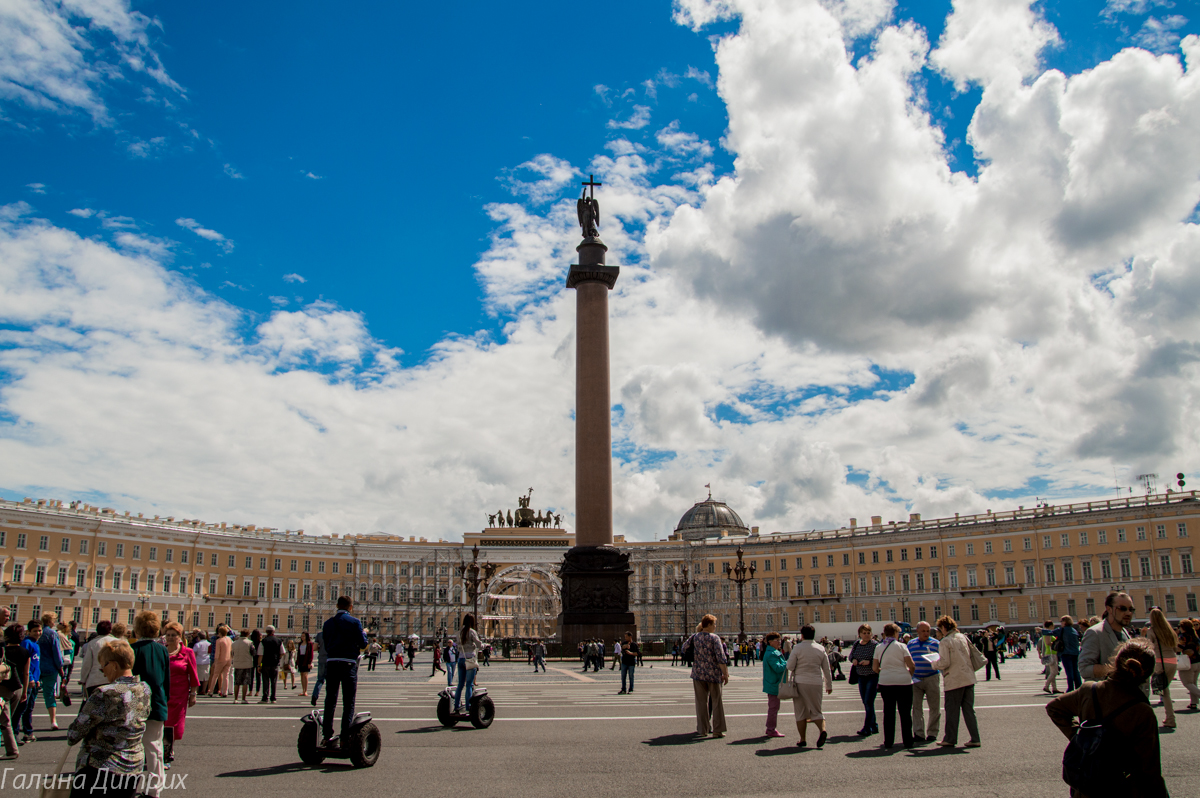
[566,264,620,290]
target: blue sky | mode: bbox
[1,0,1198,539]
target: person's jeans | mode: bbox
[367,654,377,672]
[943,685,980,745]
[454,661,477,710]
[620,662,635,692]
[260,668,278,701]
[321,661,358,742]
[765,694,780,733]
[879,684,914,747]
[312,662,326,702]
[535,656,546,673]
[19,685,36,734]
[446,660,457,687]
[985,652,1000,680]
[1060,654,1081,691]
[253,663,262,693]
[857,674,879,732]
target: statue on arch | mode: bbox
[553,513,562,528]
[487,513,496,527]
[506,509,514,527]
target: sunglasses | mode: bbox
[1113,605,1134,612]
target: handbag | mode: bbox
[463,655,479,671]
[969,641,987,672]
[1177,653,1191,671]
[777,661,801,700]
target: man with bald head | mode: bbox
[0,607,9,628]
[907,621,941,743]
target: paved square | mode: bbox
[7,656,1199,797]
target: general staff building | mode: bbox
[1,491,1196,641]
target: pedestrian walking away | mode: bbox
[1147,607,1178,728]
[257,626,283,703]
[873,622,917,749]
[131,611,169,798]
[785,626,833,748]
[1046,638,1168,798]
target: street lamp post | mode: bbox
[725,545,755,643]
[301,601,315,632]
[137,592,150,610]
[458,544,497,633]
[673,565,700,636]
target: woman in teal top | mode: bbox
[761,633,787,738]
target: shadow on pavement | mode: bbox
[217,762,344,777]
[728,736,767,745]
[755,745,804,757]
[395,726,445,734]
[844,746,903,758]
[643,732,703,746]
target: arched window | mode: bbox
[373,585,382,602]
[358,584,367,602]
[386,586,395,603]
[399,586,409,602]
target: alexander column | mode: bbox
[557,175,636,650]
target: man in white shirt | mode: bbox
[77,620,117,697]
[611,640,622,670]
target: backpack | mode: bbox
[1053,629,1066,654]
[1062,684,1146,796]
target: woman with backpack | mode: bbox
[1046,638,1168,798]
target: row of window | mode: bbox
[0,533,464,579]
[641,525,1192,577]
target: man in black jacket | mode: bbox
[322,596,368,746]
[258,625,283,703]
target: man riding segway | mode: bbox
[322,595,367,747]
[296,595,380,767]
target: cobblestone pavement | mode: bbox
[5,654,1197,797]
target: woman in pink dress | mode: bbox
[207,625,232,697]
[163,621,199,764]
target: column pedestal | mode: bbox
[558,545,636,651]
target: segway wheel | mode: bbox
[297,722,326,766]
[347,722,382,768]
[469,695,495,729]
[437,694,458,727]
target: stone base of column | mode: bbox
[556,545,637,651]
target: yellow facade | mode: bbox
[2,492,1196,640]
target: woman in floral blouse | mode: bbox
[67,639,152,798]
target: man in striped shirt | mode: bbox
[907,621,941,743]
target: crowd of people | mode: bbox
[668,590,1185,794]
[0,588,1189,795]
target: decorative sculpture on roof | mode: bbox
[487,489,563,529]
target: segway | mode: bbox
[297,709,382,767]
[436,687,495,729]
